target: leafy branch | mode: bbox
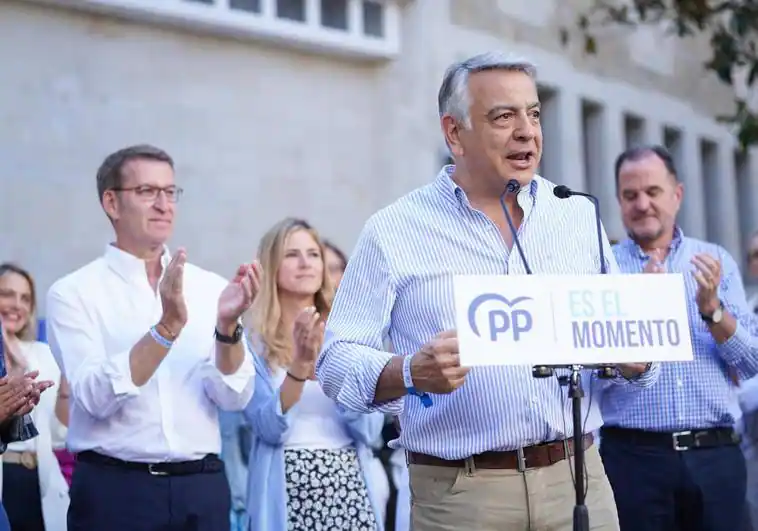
[561,0,758,149]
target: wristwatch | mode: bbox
[700,302,724,325]
[214,323,243,344]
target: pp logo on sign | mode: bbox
[467,294,533,342]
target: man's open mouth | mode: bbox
[506,151,534,162]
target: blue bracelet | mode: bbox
[403,355,433,408]
[150,326,173,349]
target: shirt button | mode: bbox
[531,396,539,404]
[676,379,683,387]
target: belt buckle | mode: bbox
[672,430,692,451]
[516,448,526,472]
[20,452,37,470]
[148,464,169,476]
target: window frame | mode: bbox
[32,0,403,60]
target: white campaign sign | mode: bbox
[453,274,694,367]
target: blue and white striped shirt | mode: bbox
[317,166,659,459]
[603,228,758,431]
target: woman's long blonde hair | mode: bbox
[0,263,37,373]
[247,218,334,368]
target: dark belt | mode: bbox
[601,426,740,451]
[76,451,224,476]
[408,433,593,470]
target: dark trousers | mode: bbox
[2,463,44,531]
[601,433,749,531]
[67,459,231,531]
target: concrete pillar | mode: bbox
[542,89,585,191]
[677,132,708,239]
[739,147,758,243]
[738,147,758,285]
[642,120,664,146]
[710,141,742,260]
[585,104,625,239]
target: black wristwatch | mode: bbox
[214,323,243,344]
[700,301,724,325]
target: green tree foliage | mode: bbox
[561,1,758,149]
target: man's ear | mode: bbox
[102,190,119,221]
[441,115,464,158]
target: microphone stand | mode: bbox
[534,185,618,531]
[502,181,615,531]
[532,363,615,531]
[569,364,589,531]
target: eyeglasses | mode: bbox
[112,185,184,203]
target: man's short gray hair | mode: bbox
[438,52,537,129]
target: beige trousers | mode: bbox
[409,445,619,531]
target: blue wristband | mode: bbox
[403,355,433,408]
[150,325,173,349]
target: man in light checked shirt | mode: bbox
[601,145,758,531]
[316,51,659,531]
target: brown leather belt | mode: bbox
[3,451,38,469]
[408,433,593,470]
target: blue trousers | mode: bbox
[0,503,10,531]
[67,459,231,531]
[601,433,749,531]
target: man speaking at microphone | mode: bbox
[317,51,658,531]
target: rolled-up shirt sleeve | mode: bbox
[714,251,758,379]
[46,285,141,420]
[316,219,402,416]
[201,338,255,411]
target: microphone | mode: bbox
[552,185,608,275]
[499,179,533,275]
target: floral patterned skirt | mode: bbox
[284,447,377,531]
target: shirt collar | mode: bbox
[104,243,171,282]
[619,225,685,260]
[434,165,539,212]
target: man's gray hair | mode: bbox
[438,51,537,128]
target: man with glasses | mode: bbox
[46,144,259,531]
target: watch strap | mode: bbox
[700,302,723,324]
[215,323,243,344]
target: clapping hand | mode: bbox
[691,253,722,316]
[0,371,54,422]
[290,307,325,380]
[158,249,188,337]
[217,262,263,328]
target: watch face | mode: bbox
[712,306,724,324]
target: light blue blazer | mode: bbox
[243,342,386,531]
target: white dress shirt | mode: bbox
[46,245,255,463]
